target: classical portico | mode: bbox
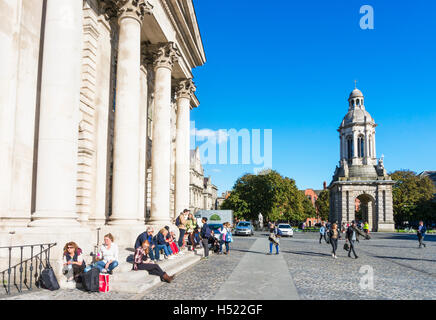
[0,0,206,253]
[328,87,395,232]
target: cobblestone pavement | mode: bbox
[2,232,435,300]
[280,232,436,300]
[138,237,256,300]
[1,237,256,300]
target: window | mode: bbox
[358,136,365,158]
[347,136,353,159]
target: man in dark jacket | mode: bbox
[134,227,157,261]
[201,217,213,260]
[345,221,367,259]
[417,221,427,248]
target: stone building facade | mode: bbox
[328,88,395,232]
[189,148,218,214]
[0,0,206,258]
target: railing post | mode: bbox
[8,247,11,295]
[29,246,34,290]
[19,246,23,292]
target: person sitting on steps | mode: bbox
[133,240,175,283]
[94,233,119,274]
[62,242,86,283]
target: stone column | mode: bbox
[0,0,22,225]
[109,0,152,225]
[138,62,149,223]
[8,0,44,227]
[29,0,83,227]
[91,15,113,226]
[174,79,196,216]
[149,42,180,225]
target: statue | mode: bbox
[258,213,264,230]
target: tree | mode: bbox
[220,170,309,224]
[390,170,436,225]
[315,190,330,221]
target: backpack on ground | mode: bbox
[82,267,100,292]
[37,264,60,291]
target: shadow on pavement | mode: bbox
[282,250,332,258]
[372,255,436,263]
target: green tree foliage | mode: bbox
[315,190,330,221]
[390,170,436,224]
[210,214,221,221]
[221,169,316,223]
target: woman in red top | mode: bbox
[133,240,174,283]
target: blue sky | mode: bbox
[190,0,436,194]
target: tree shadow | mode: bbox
[372,255,436,263]
[281,250,332,258]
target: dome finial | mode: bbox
[354,79,358,89]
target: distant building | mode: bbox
[189,148,218,213]
[216,191,231,209]
[303,183,326,226]
[418,171,436,197]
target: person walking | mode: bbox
[319,222,327,244]
[345,221,367,259]
[328,223,339,259]
[200,217,213,260]
[417,221,427,248]
[176,209,188,250]
[267,223,282,255]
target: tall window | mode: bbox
[347,136,353,160]
[358,136,365,158]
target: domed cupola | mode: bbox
[337,86,378,170]
[341,87,375,127]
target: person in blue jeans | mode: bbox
[155,228,175,260]
[219,222,232,255]
[134,227,157,261]
[418,221,427,248]
[94,233,119,274]
[268,224,282,255]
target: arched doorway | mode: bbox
[355,194,376,231]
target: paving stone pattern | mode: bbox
[2,232,435,300]
[281,232,436,300]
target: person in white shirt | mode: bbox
[94,233,119,274]
[219,222,232,255]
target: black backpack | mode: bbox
[175,216,181,227]
[82,267,100,292]
[37,264,60,291]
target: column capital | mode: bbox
[175,79,196,101]
[143,42,181,71]
[101,0,153,23]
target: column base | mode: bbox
[107,218,143,226]
[28,215,82,228]
[377,223,395,232]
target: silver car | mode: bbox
[235,221,254,236]
[278,224,294,237]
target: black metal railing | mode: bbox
[0,243,56,295]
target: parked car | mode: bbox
[277,224,294,237]
[235,221,254,236]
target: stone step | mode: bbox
[110,249,204,294]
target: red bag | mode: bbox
[99,274,109,293]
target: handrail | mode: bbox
[1,243,57,295]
